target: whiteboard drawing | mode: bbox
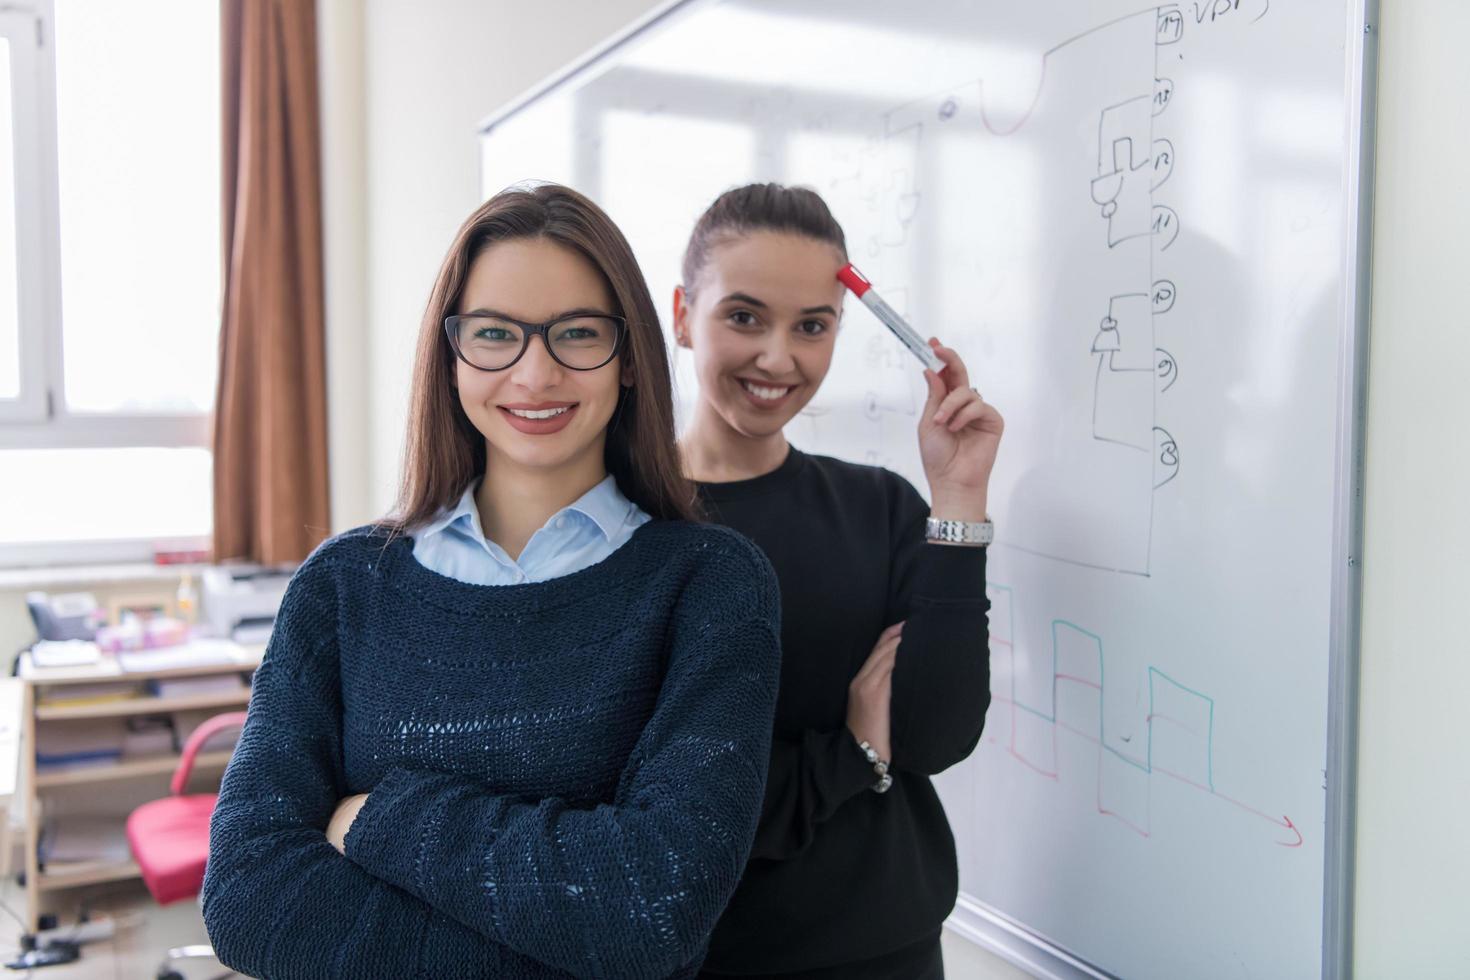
[984,583,1301,846]
[477,0,1355,973]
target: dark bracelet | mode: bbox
[857,739,894,794]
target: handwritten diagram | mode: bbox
[810,6,1192,578]
[983,582,1301,847]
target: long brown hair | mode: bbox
[387,183,699,531]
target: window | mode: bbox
[0,8,46,423]
[0,1,221,567]
[1,36,20,402]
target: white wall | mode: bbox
[355,0,681,518]
[1354,2,1470,977]
[319,0,372,531]
[330,1,1470,976]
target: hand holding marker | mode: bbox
[837,261,1003,516]
[836,263,946,373]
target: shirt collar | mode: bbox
[417,484,484,541]
[559,474,636,542]
[421,474,636,546]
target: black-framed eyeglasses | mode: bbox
[444,311,627,372]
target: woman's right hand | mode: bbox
[846,621,904,763]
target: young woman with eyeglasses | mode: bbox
[202,183,782,979]
[673,184,1004,980]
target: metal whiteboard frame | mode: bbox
[477,3,1379,978]
[1323,2,1378,979]
[477,0,697,137]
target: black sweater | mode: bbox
[696,448,991,977]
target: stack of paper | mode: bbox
[39,815,132,867]
[30,641,102,669]
[117,638,247,673]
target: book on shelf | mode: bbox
[36,682,144,708]
[34,749,124,772]
[146,673,249,699]
[121,716,176,760]
[34,719,126,771]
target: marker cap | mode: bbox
[836,263,872,298]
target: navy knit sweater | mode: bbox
[201,521,782,980]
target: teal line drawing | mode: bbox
[1006,616,1213,781]
[1148,666,1215,790]
[982,580,1301,846]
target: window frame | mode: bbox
[0,0,214,569]
[0,3,52,424]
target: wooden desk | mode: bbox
[16,643,264,930]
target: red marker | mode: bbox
[836,263,945,373]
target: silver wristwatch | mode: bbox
[924,517,994,547]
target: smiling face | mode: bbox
[454,236,624,481]
[676,231,846,439]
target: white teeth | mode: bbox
[741,381,793,401]
[506,406,571,420]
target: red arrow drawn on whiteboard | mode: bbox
[1277,815,1303,848]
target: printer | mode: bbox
[201,565,293,644]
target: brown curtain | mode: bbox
[213,0,330,564]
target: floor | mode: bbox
[0,876,1024,979]
[0,878,232,980]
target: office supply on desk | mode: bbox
[94,618,143,654]
[201,565,290,642]
[477,3,1375,977]
[96,614,195,654]
[175,570,199,624]
[30,640,102,670]
[105,595,172,626]
[117,638,248,673]
[25,592,102,642]
[142,617,189,649]
[16,657,123,682]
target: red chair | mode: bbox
[126,711,247,980]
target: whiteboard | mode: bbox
[479,3,1374,977]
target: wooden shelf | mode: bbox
[36,860,141,892]
[35,690,250,721]
[31,661,259,687]
[17,639,265,932]
[34,749,234,788]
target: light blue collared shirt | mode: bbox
[411,475,652,586]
